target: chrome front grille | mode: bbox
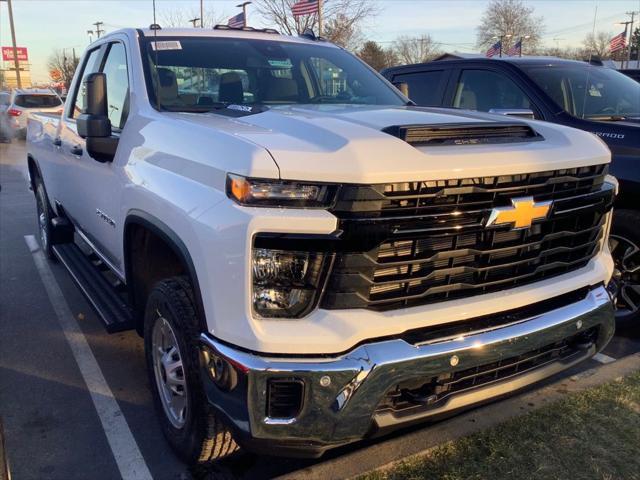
[321,165,613,311]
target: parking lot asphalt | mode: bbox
[1,140,639,480]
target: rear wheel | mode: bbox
[609,210,640,324]
[144,276,239,465]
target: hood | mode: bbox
[182,105,612,183]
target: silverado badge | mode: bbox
[486,196,552,229]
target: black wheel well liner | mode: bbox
[614,179,640,212]
[124,211,208,335]
[26,154,42,191]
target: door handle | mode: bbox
[53,137,62,147]
[70,145,83,156]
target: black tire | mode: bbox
[144,276,239,465]
[35,177,55,259]
[610,209,640,325]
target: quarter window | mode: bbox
[453,69,533,114]
[393,71,446,106]
[101,43,130,129]
[71,48,102,118]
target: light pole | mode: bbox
[4,0,22,88]
[188,17,201,28]
[87,30,94,43]
[520,35,530,57]
[236,2,251,28]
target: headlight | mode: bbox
[227,174,337,208]
[252,247,332,318]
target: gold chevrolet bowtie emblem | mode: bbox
[486,196,552,229]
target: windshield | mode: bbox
[141,36,405,111]
[14,94,62,108]
[522,64,640,119]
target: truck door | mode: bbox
[58,40,130,275]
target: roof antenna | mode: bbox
[151,0,161,110]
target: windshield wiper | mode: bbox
[584,114,629,122]
[159,103,229,113]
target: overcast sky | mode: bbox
[1,0,639,83]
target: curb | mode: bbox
[276,352,640,480]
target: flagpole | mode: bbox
[318,0,323,37]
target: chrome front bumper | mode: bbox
[200,286,614,457]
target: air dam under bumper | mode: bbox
[199,286,614,458]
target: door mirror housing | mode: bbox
[488,108,536,120]
[76,72,118,163]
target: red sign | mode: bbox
[2,47,28,62]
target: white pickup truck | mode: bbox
[27,26,617,464]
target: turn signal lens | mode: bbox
[227,174,336,208]
[7,108,22,117]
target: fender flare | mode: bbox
[123,210,208,333]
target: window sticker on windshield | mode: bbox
[588,85,602,97]
[268,59,292,68]
[150,41,182,51]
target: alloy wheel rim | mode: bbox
[609,234,640,319]
[152,313,188,428]
[37,196,48,251]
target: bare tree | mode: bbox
[160,7,225,28]
[254,0,376,49]
[582,31,612,59]
[47,49,80,90]
[393,35,440,65]
[476,0,544,53]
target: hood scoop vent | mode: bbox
[382,122,542,146]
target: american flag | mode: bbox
[609,31,627,53]
[291,0,320,17]
[507,39,522,56]
[486,40,501,58]
[228,12,245,28]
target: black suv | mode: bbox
[383,57,640,323]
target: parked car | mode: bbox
[27,28,616,465]
[620,69,640,82]
[382,57,640,323]
[1,88,63,139]
[0,92,11,143]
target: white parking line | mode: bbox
[593,353,616,364]
[25,235,153,480]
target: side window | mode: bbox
[70,48,102,118]
[101,43,129,130]
[393,71,446,106]
[453,69,532,113]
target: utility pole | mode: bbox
[236,2,251,27]
[6,0,22,88]
[188,17,200,27]
[200,0,204,28]
[93,21,104,38]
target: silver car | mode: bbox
[2,89,63,139]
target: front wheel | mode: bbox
[609,210,640,324]
[144,276,239,465]
[35,179,55,259]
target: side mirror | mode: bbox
[393,82,410,98]
[488,108,536,120]
[76,72,118,163]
